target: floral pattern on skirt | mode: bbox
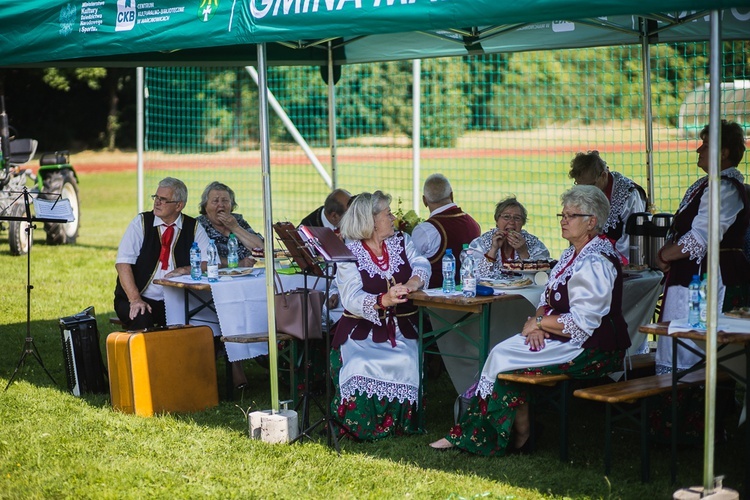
[330,348,423,441]
[446,348,623,456]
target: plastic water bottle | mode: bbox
[698,273,708,329]
[190,242,202,281]
[227,233,239,269]
[460,244,476,297]
[442,248,456,293]
[687,274,700,327]
[207,239,219,282]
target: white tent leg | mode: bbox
[640,19,655,208]
[257,42,280,412]
[328,42,338,189]
[702,9,722,494]
[412,59,421,212]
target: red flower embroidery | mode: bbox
[383,414,394,428]
[449,425,463,438]
[479,398,488,415]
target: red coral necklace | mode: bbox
[364,240,389,270]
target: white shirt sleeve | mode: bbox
[556,255,617,347]
[116,214,144,265]
[336,259,380,325]
[403,232,431,285]
[411,221,440,259]
[193,222,211,262]
[678,178,743,263]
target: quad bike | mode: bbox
[0,97,80,255]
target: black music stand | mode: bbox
[274,222,356,451]
[3,187,70,391]
[272,222,327,433]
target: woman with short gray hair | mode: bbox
[471,196,550,277]
[332,190,431,441]
[431,185,629,455]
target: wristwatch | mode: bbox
[536,315,543,329]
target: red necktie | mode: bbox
[159,224,175,270]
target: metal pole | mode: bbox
[136,67,144,213]
[257,43,280,412]
[639,19,655,209]
[328,42,338,189]
[245,66,331,188]
[412,59,421,212]
[703,10,722,494]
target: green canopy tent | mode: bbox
[2,2,750,493]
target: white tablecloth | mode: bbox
[162,271,340,362]
[434,270,664,393]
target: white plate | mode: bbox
[481,279,534,289]
[505,269,551,276]
[494,283,534,290]
[218,267,256,277]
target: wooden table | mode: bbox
[153,278,214,327]
[639,321,750,488]
[409,290,527,427]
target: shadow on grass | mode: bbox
[2,316,746,498]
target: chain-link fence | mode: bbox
[143,41,749,257]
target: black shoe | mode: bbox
[506,437,534,455]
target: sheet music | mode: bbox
[34,198,75,222]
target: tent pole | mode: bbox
[136,67,144,214]
[328,42,338,189]
[412,59,421,213]
[257,42,280,412]
[702,10,722,494]
[640,18,655,209]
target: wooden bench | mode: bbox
[220,333,299,406]
[623,352,656,377]
[494,352,656,461]
[573,368,727,482]
[496,372,572,460]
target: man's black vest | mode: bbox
[114,212,197,300]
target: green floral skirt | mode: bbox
[330,348,423,441]
[446,348,623,456]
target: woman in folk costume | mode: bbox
[331,191,430,440]
[430,185,629,455]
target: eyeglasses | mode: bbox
[498,214,524,223]
[151,194,180,205]
[557,213,593,222]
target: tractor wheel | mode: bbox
[42,169,80,245]
[8,202,30,255]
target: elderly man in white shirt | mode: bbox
[114,177,210,330]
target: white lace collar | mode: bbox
[349,233,406,278]
[548,236,617,289]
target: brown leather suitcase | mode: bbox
[106,325,218,416]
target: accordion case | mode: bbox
[106,325,219,416]
[60,308,108,396]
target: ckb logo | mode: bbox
[116,0,136,32]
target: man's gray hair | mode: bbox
[340,190,391,241]
[324,188,351,216]
[423,173,452,204]
[560,185,610,233]
[159,177,188,203]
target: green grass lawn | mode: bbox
[0,168,746,499]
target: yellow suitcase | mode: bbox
[106,325,218,416]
